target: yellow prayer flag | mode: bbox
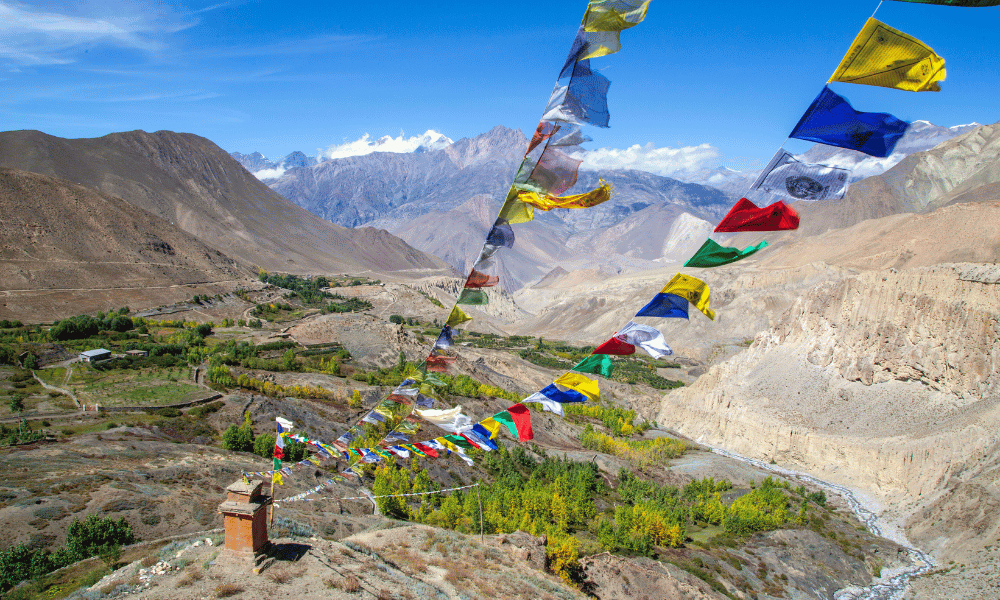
[830,18,945,92]
[478,417,502,439]
[497,193,535,224]
[446,306,472,327]
[554,372,601,402]
[272,471,283,486]
[661,273,716,321]
[584,0,650,32]
[517,180,613,211]
[437,437,460,452]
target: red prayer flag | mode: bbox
[425,355,456,373]
[465,269,500,289]
[414,442,439,458]
[593,336,636,356]
[507,403,534,441]
[714,198,800,233]
[273,446,284,459]
[526,121,560,156]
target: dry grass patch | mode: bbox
[141,555,158,567]
[267,566,305,583]
[341,575,362,593]
[177,567,205,587]
[214,582,243,598]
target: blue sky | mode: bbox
[2,0,998,174]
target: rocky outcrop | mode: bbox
[581,553,725,600]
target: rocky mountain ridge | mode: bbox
[0,129,455,280]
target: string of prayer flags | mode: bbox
[789,86,909,158]
[830,18,946,92]
[656,273,716,321]
[517,179,613,211]
[748,150,850,201]
[553,372,601,401]
[465,270,499,288]
[887,0,1000,8]
[685,239,769,268]
[446,306,472,327]
[572,353,614,378]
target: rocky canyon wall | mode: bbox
[657,264,1000,555]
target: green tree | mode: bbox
[254,433,276,458]
[280,349,298,371]
[22,354,38,370]
[63,515,136,562]
[389,314,404,325]
[222,414,255,452]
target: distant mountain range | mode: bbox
[231,120,978,288]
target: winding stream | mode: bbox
[709,446,935,600]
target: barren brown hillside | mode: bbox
[0,168,250,319]
[0,130,455,279]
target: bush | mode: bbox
[254,433,276,459]
[154,407,182,418]
[389,314,404,324]
[221,423,254,453]
[64,515,136,563]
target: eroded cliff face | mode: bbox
[657,264,1000,560]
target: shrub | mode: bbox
[221,415,255,453]
[389,314,404,324]
[154,407,182,418]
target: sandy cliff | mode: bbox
[656,264,1000,565]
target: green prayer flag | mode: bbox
[491,411,520,438]
[684,239,769,268]
[572,354,614,378]
[457,289,488,305]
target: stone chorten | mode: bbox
[218,479,272,553]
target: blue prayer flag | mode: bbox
[789,86,909,158]
[486,219,515,248]
[636,293,689,318]
[539,383,588,404]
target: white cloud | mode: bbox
[319,130,453,160]
[578,142,721,177]
[0,1,193,65]
[253,167,286,180]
